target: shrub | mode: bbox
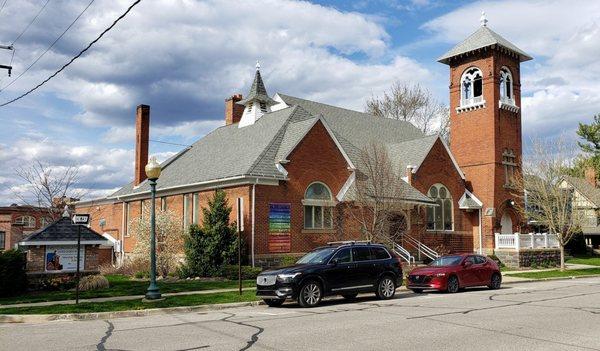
[565,232,588,255]
[222,265,262,280]
[34,275,76,291]
[0,249,28,297]
[78,274,110,291]
[134,271,149,279]
[279,255,298,267]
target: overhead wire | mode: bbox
[0,0,95,93]
[11,0,51,45]
[0,0,8,16]
[0,0,143,107]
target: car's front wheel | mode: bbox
[376,276,396,300]
[298,281,322,307]
[446,275,459,293]
[263,299,285,307]
[488,273,502,290]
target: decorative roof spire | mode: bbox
[62,205,70,218]
[256,60,260,71]
[480,11,488,27]
[237,62,278,128]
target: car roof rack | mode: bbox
[326,240,372,246]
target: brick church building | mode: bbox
[76,19,532,267]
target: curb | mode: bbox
[502,274,600,285]
[0,300,264,324]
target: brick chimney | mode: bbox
[134,104,150,186]
[585,167,597,188]
[406,165,415,185]
[225,94,244,125]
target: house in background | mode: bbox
[560,170,600,249]
[0,204,55,251]
[76,17,538,267]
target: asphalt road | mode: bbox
[2,277,600,351]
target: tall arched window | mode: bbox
[15,215,36,228]
[499,67,513,102]
[303,182,334,230]
[426,184,453,231]
[460,67,483,107]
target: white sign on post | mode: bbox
[72,214,90,225]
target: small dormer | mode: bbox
[238,62,278,128]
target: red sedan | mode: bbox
[407,254,502,293]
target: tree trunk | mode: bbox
[560,245,565,272]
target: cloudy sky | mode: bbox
[0,0,598,205]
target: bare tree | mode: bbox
[365,82,450,140]
[513,137,582,270]
[349,143,409,245]
[14,160,83,219]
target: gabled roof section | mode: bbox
[562,175,600,208]
[20,217,109,245]
[386,135,438,174]
[438,26,532,64]
[458,190,483,210]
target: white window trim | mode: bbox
[458,67,486,113]
[499,66,519,113]
[303,182,335,230]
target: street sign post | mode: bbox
[72,214,90,304]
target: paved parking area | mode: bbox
[2,277,600,351]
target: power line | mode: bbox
[0,0,143,108]
[150,139,193,147]
[0,0,95,93]
[11,0,51,45]
[0,0,8,17]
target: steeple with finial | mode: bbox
[237,61,277,128]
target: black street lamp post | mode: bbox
[145,157,162,300]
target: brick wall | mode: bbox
[84,245,99,271]
[494,249,560,268]
[254,120,352,255]
[447,49,524,243]
[26,246,45,272]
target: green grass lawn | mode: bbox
[0,290,259,315]
[507,267,600,279]
[0,275,254,306]
[566,256,600,266]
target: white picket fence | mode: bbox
[494,233,559,250]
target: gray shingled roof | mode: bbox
[21,217,108,244]
[108,94,451,205]
[438,26,532,64]
[238,69,278,106]
[563,175,600,207]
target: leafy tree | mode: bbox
[182,190,242,277]
[577,114,600,155]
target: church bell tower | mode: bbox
[439,12,533,246]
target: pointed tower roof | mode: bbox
[438,13,532,64]
[238,61,277,106]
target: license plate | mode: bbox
[256,275,276,286]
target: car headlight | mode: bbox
[435,272,446,277]
[276,272,301,283]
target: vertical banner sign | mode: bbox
[268,203,291,253]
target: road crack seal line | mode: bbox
[96,320,114,351]
[221,312,265,351]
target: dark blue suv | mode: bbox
[256,242,403,307]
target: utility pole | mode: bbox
[0,44,13,76]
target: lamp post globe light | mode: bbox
[145,156,162,300]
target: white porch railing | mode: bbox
[494,233,560,250]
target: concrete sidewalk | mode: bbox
[0,286,256,310]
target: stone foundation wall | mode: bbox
[494,248,560,268]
